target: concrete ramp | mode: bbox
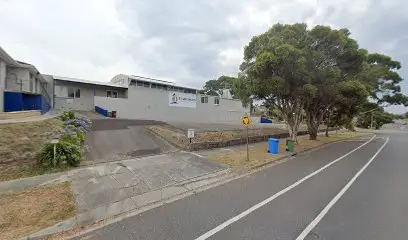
[84,119,173,165]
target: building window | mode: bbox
[67,87,80,98]
[137,81,143,87]
[201,96,208,103]
[107,90,118,98]
[75,88,81,98]
[151,83,157,88]
[214,97,220,105]
[143,82,150,88]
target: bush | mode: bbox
[39,139,82,167]
[39,112,92,168]
[60,111,76,121]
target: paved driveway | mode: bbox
[84,119,171,165]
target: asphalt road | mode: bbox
[75,131,408,240]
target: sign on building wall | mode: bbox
[168,92,197,108]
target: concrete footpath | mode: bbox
[0,151,228,240]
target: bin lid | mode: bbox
[268,138,279,142]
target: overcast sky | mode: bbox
[1,0,407,113]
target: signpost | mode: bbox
[50,138,59,166]
[241,113,252,161]
[187,128,195,144]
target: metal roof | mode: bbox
[129,75,199,90]
[53,76,127,88]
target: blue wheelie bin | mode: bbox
[268,138,280,154]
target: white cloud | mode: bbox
[0,0,407,113]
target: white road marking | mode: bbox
[194,135,377,240]
[189,152,205,158]
[295,136,389,240]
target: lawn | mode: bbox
[207,131,372,168]
[0,182,76,240]
[0,118,64,181]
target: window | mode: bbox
[151,83,157,88]
[75,88,81,98]
[143,82,150,88]
[67,87,80,98]
[107,90,118,98]
[201,96,208,103]
[68,88,74,98]
[214,97,220,105]
[137,81,143,87]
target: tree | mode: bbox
[201,76,237,97]
[356,102,395,129]
[302,26,368,139]
[238,23,311,140]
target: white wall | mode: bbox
[0,60,5,112]
[95,85,249,123]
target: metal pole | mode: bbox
[371,112,374,129]
[246,127,249,161]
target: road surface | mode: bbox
[75,130,408,240]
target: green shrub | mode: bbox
[38,134,84,167]
[60,111,76,121]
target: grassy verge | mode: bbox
[0,118,64,181]
[0,182,76,240]
[208,131,371,168]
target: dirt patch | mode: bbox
[0,182,76,240]
[0,118,64,181]
[208,131,371,168]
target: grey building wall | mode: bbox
[111,74,129,86]
[54,80,127,111]
[94,86,127,98]
[95,85,248,123]
[43,74,54,107]
[0,60,5,112]
[54,81,95,111]
[5,67,30,92]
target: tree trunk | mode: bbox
[325,110,330,137]
[306,110,322,140]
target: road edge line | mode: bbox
[295,136,390,240]
[194,135,376,240]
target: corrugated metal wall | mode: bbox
[4,91,50,113]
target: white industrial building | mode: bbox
[53,74,248,123]
[1,45,248,123]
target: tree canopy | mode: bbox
[200,76,237,96]
[234,23,407,139]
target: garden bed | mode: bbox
[148,125,336,151]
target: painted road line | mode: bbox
[194,135,377,240]
[189,152,205,158]
[295,136,390,240]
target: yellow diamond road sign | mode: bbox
[241,113,252,128]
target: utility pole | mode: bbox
[361,108,377,130]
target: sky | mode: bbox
[1,0,407,113]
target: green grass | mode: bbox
[0,118,64,182]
